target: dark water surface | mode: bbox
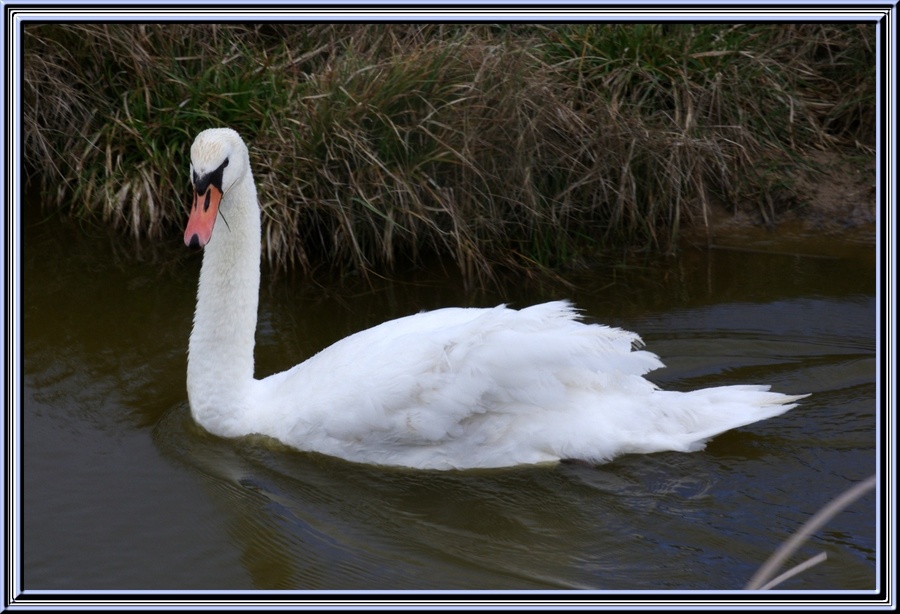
[22,213,878,591]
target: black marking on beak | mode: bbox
[193,158,229,209]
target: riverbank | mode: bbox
[24,23,876,283]
[684,149,876,255]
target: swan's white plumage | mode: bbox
[184,128,807,470]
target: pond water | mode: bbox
[21,210,878,593]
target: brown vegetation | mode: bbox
[24,23,876,283]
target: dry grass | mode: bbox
[23,23,875,283]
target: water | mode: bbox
[21,212,877,591]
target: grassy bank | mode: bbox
[24,23,875,283]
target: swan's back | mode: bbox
[249,301,803,469]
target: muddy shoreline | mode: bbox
[684,150,877,254]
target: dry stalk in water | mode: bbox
[746,475,876,590]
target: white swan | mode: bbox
[183,127,807,470]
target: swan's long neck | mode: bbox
[187,173,261,436]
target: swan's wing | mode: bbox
[256,301,663,468]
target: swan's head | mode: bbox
[184,127,250,248]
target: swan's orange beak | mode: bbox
[184,184,223,248]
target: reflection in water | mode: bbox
[22,213,876,591]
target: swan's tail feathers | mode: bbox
[557,385,809,465]
[664,384,809,451]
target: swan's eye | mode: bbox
[194,158,230,195]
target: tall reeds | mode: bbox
[23,23,875,282]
